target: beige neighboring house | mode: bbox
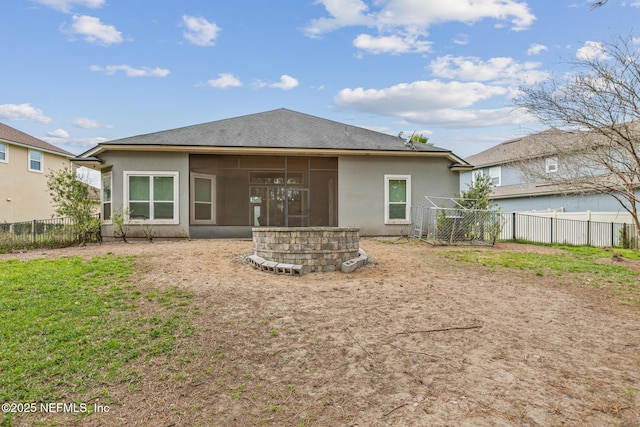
[0,122,75,223]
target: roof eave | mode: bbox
[78,144,465,161]
[0,138,74,158]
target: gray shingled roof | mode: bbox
[94,108,454,154]
[0,122,74,157]
[466,128,575,168]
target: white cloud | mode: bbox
[305,0,535,39]
[42,136,109,150]
[394,107,523,128]
[270,75,299,90]
[47,128,70,138]
[429,55,549,85]
[64,15,123,45]
[335,80,507,113]
[332,79,532,128]
[353,33,431,54]
[31,0,105,13]
[182,15,221,47]
[202,73,242,89]
[0,103,53,123]
[90,64,170,77]
[72,117,112,129]
[305,0,373,38]
[453,33,470,46]
[576,41,609,61]
[527,43,548,56]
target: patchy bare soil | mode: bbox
[5,239,640,426]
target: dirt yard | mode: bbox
[5,238,640,426]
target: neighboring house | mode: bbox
[0,122,75,223]
[461,128,635,213]
[73,108,471,239]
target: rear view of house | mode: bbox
[0,122,74,222]
[74,109,471,239]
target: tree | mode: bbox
[47,167,100,244]
[457,173,496,210]
[515,35,640,240]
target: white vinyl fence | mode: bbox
[499,212,637,249]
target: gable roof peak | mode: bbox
[0,122,74,157]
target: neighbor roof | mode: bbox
[0,122,74,157]
[466,128,576,168]
[78,108,470,165]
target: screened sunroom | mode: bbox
[188,154,338,236]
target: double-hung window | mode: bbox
[0,143,7,163]
[102,173,112,221]
[384,175,411,224]
[28,150,43,172]
[545,157,558,173]
[124,171,179,223]
[473,167,501,186]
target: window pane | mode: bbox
[103,202,111,221]
[129,176,149,200]
[154,176,174,201]
[0,144,5,161]
[194,203,211,220]
[30,160,41,170]
[389,203,407,220]
[389,180,406,203]
[102,176,111,202]
[154,202,174,219]
[194,178,212,203]
[129,202,150,219]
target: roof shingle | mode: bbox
[0,122,74,157]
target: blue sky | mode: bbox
[1,0,639,159]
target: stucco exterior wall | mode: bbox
[0,144,70,223]
[100,151,189,239]
[338,156,459,236]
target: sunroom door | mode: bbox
[190,173,216,224]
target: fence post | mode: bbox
[611,222,615,247]
[512,212,516,241]
[32,219,37,244]
[587,220,591,247]
[550,217,554,245]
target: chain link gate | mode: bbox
[410,196,502,246]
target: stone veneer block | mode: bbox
[253,227,361,273]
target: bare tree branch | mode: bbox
[515,35,640,240]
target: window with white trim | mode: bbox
[28,150,43,172]
[488,166,501,186]
[124,171,179,223]
[102,173,112,222]
[0,143,7,163]
[384,175,411,224]
[190,173,216,224]
[545,157,558,173]
[474,167,501,187]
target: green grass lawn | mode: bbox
[0,255,193,426]
[445,245,640,303]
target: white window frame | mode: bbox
[190,173,216,225]
[472,167,501,187]
[28,150,43,173]
[545,157,558,173]
[384,174,411,225]
[0,143,7,163]
[488,166,501,187]
[101,172,112,223]
[123,171,179,224]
